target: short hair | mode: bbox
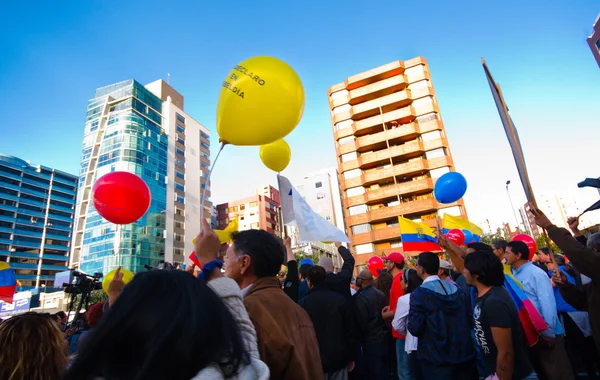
[306,265,327,287]
[554,254,566,266]
[540,247,550,255]
[492,240,508,251]
[587,232,600,251]
[464,250,505,287]
[231,230,284,278]
[299,264,312,280]
[467,242,493,253]
[417,252,439,275]
[507,241,530,261]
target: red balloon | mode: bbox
[446,229,465,246]
[512,234,537,260]
[367,256,384,278]
[92,171,151,225]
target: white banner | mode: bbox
[277,175,349,243]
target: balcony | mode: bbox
[13,240,42,249]
[0,193,20,202]
[344,60,405,91]
[13,229,43,239]
[52,175,76,186]
[0,181,21,192]
[0,203,18,213]
[42,254,69,261]
[19,197,47,208]
[21,176,49,190]
[45,232,71,241]
[357,141,424,169]
[346,178,434,207]
[0,226,14,234]
[345,122,421,154]
[0,215,15,223]
[51,203,74,213]
[17,208,46,219]
[10,262,39,270]
[346,198,440,226]
[40,264,68,271]
[51,186,77,197]
[332,90,412,125]
[47,213,73,223]
[20,186,48,199]
[44,243,69,251]
[10,251,40,259]
[352,225,402,245]
[0,171,22,182]
[50,192,75,203]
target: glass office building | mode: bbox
[72,79,210,275]
[0,154,77,289]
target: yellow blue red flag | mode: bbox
[398,216,441,252]
[442,214,483,242]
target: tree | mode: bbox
[480,227,510,246]
[70,290,107,311]
[535,235,561,254]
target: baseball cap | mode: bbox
[439,260,453,270]
[382,252,405,266]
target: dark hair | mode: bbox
[507,241,530,261]
[467,242,493,253]
[299,263,312,280]
[417,252,439,275]
[64,271,249,380]
[554,254,566,266]
[403,269,423,294]
[375,270,393,300]
[232,229,285,278]
[464,250,505,286]
[540,247,550,255]
[307,265,327,286]
[54,311,67,320]
[492,240,508,251]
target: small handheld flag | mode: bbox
[0,262,17,304]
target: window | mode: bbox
[355,243,374,255]
[332,104,351,115]
[175,170,185,180]
[390,240,402,248]
[175,208,184,217]
[316,192,325,200]
[240,204,246,210]
[421,130,441,142]
[596,39,600,49]
[176,124,185,134]
[177,137,185,145]
[176,113,185,123]
[201,162,210,170]
[425,148,446,160]
[341,152,357,162]
[430,166,450,179]
[351,223,371,235]
[335,119,353,130]
[325,215,331,221]
[249,201,258,208]
[250,223,259,229]
[200,131,210,140]
[338,136,355,145]
[174,233,184,242]
[315,181,322,188]
[348,204,368,216]
[176,148,185,157]
[175,158,185,168]
[218,209,227,215]
[228,206,238,213]
[416,112,437,125]
[200,141,210,150]
[343,169,361,180]
[175,183,185,192]
[346,186,365,197]
[176,195,184,204]
[330,89,348,100]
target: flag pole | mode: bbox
[482,58,556,267]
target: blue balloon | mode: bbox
[434,172,467,204]
[462,229,474,245]
[300,258,314,267]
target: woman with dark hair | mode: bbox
[0,312,69,380]
[464,250,535,380]
[392,268,424,380]
[64,270,268,380]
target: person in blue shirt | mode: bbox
[506,241,573,380]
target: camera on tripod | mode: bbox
[62,271,103,294]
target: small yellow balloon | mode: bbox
[217,56,305,146]
[260,139,291,172]
[322,241,333,244]
[102,268,134,294]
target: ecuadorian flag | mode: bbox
[442,214,483,242]
[398,216,441,252]
[503,264,548,346]
[0,262,17,304]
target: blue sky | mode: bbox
[1,0,599,231]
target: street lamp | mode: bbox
[505,180,520,233]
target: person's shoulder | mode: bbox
[483,287,516,308]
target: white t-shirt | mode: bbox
[391,293,418,353]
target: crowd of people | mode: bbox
[0,204,599,380]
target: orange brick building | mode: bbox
[328,57,467,266]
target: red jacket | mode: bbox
[390,272,405,339]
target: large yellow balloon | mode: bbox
[260,139,291,172]
[217,56,305,146]
[102,268,134,294]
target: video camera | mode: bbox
[62,271,103,294]
[144,261,181,271]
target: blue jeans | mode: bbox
[396,338,411,380]
[363,340,389,380]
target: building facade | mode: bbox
[296,167,346,233]
[216,185,282,237]
[0,155,77,289]
[71,79,211,275]
[587,13,600,68]
[328,57,467,265]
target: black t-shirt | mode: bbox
[473,286,532,379]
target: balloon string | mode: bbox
[199,142,226,225]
